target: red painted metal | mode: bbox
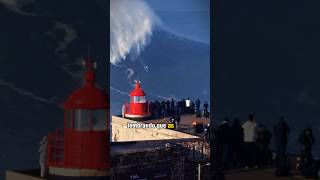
[48,60,110,171]
[123,103,151,117]
[124,81,151,118]
[64,86,109,109]
[64,61,109,110]
[64,129,109,169]
[47,130,64,167]
[129,81,146,96]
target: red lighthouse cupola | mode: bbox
[122,81,150,120]
[47,60,109,179]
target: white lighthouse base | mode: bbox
[48,166,109,180]
[124,113,150,121]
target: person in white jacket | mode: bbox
[39,136,48,178]
[185,98,191,114]
[242,114,258,168]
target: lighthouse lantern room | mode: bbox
[123,81,150,120]
[47,60,110,180]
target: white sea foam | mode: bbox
[110,0,161,65]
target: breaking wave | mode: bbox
[110,0,161,65]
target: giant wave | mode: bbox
[110,0,162,65]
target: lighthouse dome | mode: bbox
[64,61,109,109]
[130,81,146,96]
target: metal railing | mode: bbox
[123,102,151,116]
[47,129,64,167]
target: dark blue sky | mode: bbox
[214,0,320,155]
[0,1,108,179]
[147,0,210,12]
[146,0,210,43]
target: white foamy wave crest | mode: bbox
[110,0,160,65]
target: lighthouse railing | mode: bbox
[47,129,64,167]
[124,103,131,115]
[123,102,151,116]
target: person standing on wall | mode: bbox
[299,127,316,177]
[218,118,232,169]
[242,114,258,168]
[256,124,272,166]
[195,99,201,117]
[273,116,291,176]
[230,118,244,168]
[185,97,191,114]
[170,98,175,115]
[203,102,209,118]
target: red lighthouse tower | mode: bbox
[122,81,150,120]
[47,60,109,180]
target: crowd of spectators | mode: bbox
[149,98,209,119]
[212,114,318,178]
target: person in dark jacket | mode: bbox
[160,101,166,117]
[154,100,160,119]
[273,116,290,168]
[190,100,195,114]
[182,98,186,114]
[299,127,315,170]
[176,100,181,115]
[230,118,244,168]
[166,100,170,115]
[170,98,175,115]
[256,124,272,166]
[217,118,232,169]
[195,99,201,116]
[203,102,209,117]
[175,115,181,125]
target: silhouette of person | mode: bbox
[182,98,187,114]
[299,127,315,172]
[256,124,272,166]
[170,116,175,123]
[218,118,232,169]
[273,116,290,167]
[170,98,175,115]
[230,118,244,168]
[166,100,171,115]
[160,101,166,117]
[242,114,258,168]
[190,100,195,114]
[176,115,181,125]
[185,98,191,114]
[155,100,161,119]
[211,123,225,172]
[195,99,201,114]
[177,99,182,115]
[203,102,209,117]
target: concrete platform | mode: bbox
[111,115,201,142]
[142,114,209,136]
[5,169,110,180]
[7,168,316,180]
[225,168,314,180]
[6,169,44,180]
